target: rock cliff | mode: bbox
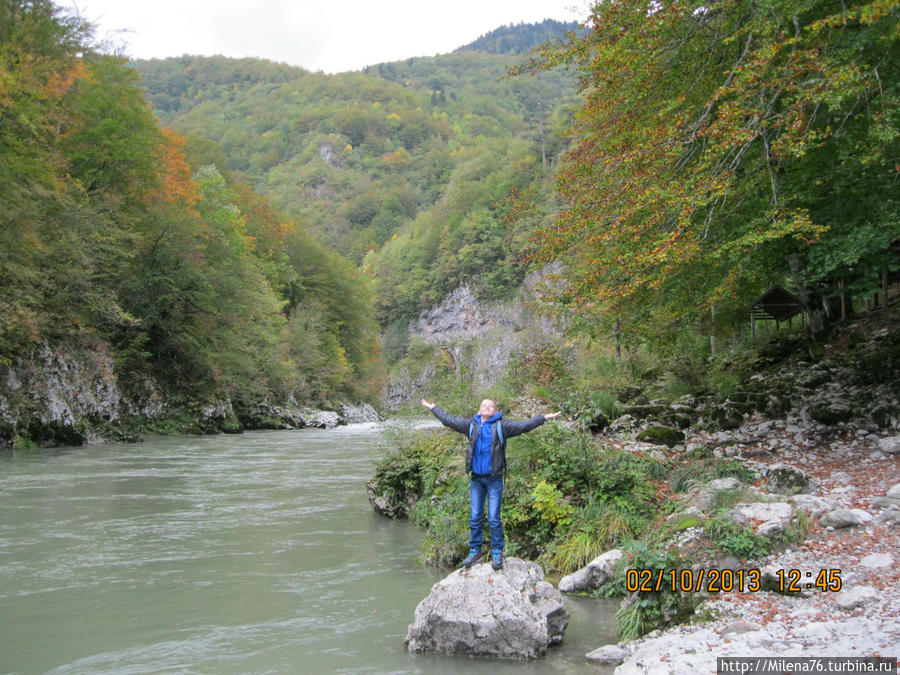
[382,269,563,409]
[0,341,379,448]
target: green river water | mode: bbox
[0,423,618,674]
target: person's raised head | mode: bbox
[478,399,497,421]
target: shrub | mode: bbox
[614,542,700,640]
[371,426,461,516]
[506,341,575,402]
[411,472,470,566]
[546,499,638,575]
[703,516,770,559]
[561,389,622,429]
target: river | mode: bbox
[0,423,618,674]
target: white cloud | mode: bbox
[68,0,590,73]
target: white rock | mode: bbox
[789,494,837,517]
[875,505,900,524]
[849,508,873,523]
[733,502,793,522]
[859,552,893,568]
[835,585,879,610]
[877,436,900,455]
[871,496,900,509]
[708,477,743,491]
[585,644,627,664]
[757,519,789,537]
[830,471,852,485]
[721,620,760,635]
[767,463,818,494]
[794,622,833,640]
[821,508,862,529]
[558,549,624,593]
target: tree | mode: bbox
[518,0,899,339]
[0,0,94,359]
[60,55,162,198]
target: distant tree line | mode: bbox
[455,19,581,55]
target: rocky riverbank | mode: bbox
[371,308,899,666]
[585,417,900,672]
[571,314,899,670]
[0,341,379,448]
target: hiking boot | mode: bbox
[490,549,504,570]
[460,549,482,568]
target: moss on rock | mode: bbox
[636,425,685,448]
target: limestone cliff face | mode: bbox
[0,341,164,447]
[0,341,380,448]
[381,268,563,409]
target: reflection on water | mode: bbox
[0,424,618,673]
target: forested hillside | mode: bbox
[1,1,582,446]
[0,0,380,433]
[132,47,580,326]
[518,0,899,346]
[455,19,579,54]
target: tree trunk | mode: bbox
[615,319,622,364]
[539,118,547,171]
[839,278,847,320]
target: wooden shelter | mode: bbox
[748,286,804,336]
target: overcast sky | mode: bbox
[66,0,590,74]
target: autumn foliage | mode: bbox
[517,0,899,338]
[0,0,379,404]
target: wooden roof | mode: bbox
[748,285,803,321]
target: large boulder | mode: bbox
[302,408,343,428]
[405,557,568,659]
[766,463,818,494]
[558,549,624,593]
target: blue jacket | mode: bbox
[472,412,503,475]
[430,406,547,477]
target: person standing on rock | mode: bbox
[420,398,562,570]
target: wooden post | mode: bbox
[615,319,622,365]
[884,268,890,307]
[840,278,847,320]
[751,311,756,339]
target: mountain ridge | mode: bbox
[454,19,579,55]
[131,24,581,326]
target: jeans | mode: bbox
[469,474,503,552]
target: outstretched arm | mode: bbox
[502,410,563,438]
[421,398,470,434]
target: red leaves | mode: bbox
[153,129,200,208]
